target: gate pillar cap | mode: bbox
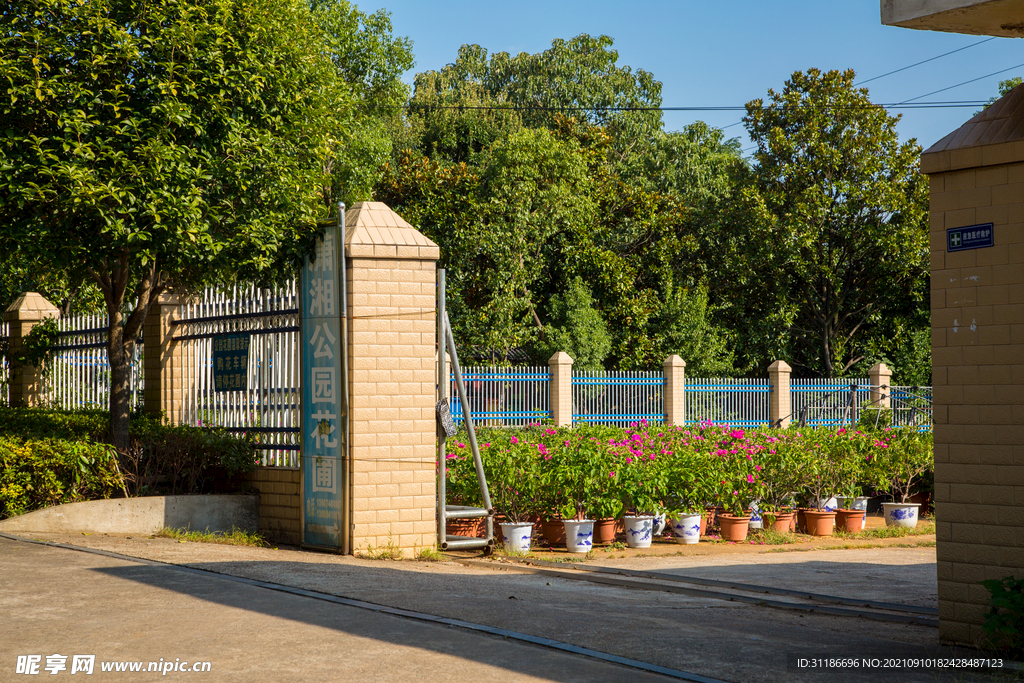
[3,292,61,323]
[344,201,439,260]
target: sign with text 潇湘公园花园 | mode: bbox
[212,333,250,392]
[947,223,994,252]
[301,223,346,549]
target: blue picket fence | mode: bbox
[448,367,930,429]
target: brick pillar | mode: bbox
[663,355,686,425]
[345,202,439,557]
[143,291,184,423]
[868,362,892,410]
[548,351,574,427]
[768,360,792,428]
[920,87,1024,646]
[3,293,61,407]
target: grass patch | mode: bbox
[154,526,268,547]
[834,522,936,540]
[416,545,445,562]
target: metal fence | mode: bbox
[790,378,871,427]
[172,281,301,467]
[449,366,550,427]
[572,370,665,426]
[48,312,144,411]
[686,377,771,427]
[890,385,933,429]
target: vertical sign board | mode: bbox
[301,224,346,549]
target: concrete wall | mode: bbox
[0,495,258,535]
[924,143,1024,647]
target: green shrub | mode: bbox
[0,436,126,518]
[0,407,110,441]
[981,575,1024,656]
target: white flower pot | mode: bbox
[563,519,594,553]
[499,522,533,553]
[624,515,655,548]
[671,514,702,545]
[883,502,920,528]
[838,496,870,530]
[652,512,667,536]
[748,501,763,530]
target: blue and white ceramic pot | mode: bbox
[652,513,667,536]
[671,514,702,545]
[562,519,595,553]
[499,522,533,553]
[882,503,920,528]
[748,502,763,530]
[624,515,655,548]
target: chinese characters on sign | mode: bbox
[212,333,251,392]
[947,223,994,252]
[301,224,346,548]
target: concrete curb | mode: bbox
[0,495,258,534]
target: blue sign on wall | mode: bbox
[212,333,250,392]
[301,223,346,549]
[947,223,994,252]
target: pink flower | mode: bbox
[511,436,518,444]
[746,474,755,483]
[457,442,465,449]
[732,490,739,496]
[730,429,745,440]
[755,465,762,472]
[609,471,616,478]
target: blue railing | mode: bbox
[449,367,550,426]
[572,371,664,425]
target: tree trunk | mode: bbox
[107,308,131,454]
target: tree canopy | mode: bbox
[0,0,410,447]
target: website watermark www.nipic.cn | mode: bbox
[15,655,212,675]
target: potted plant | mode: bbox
[799,430,844,536]
[867,428,933,528]
[714,428,763,541]
[484,437,540,553]
[665,447,716,544]
[757,438,802,533]
[545,433,606,553]
[831,428,869,533]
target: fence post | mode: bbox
[768,360,792,429]
[663,355,686,425]
[143,291,184,424]
[549,351,574,427]
[868,363,892,409]
[2,293,61,407]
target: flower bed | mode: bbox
[444,421,932,542]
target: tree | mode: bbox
[741,69,929,377]
[0,0,354,450]
[981,76,1023,112]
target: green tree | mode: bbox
[741,69,929,377]
[0,0,352,449]
[982,76,1023,112]
[535,277,612,371]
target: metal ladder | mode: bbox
[436,269,494,552]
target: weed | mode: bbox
[416,545,445,562]
[154,526,268,547]
[602,541,626,551]
[834,522,935,540]
[361,540,403,560]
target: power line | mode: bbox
[407,101,988,112]
[854,38,995,86]
[900,62,1024,103]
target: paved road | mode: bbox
[0,537,680,683]
[0,534,1006,683]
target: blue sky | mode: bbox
[356,0,1023,153]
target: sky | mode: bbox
[354,0,1024,154]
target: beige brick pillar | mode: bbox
[920,86,1024,646]
[868,362,892,410]
[345,202,439,557]
[3,293,61,407]
[768,360,792,428]
[548,351,574,427]
[143,291,184,423]
[663,355,686,425]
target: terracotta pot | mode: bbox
[541,519,566,546]
[804,509,837,536]
[718,514,751,541]
[704,506,718,533]
[796,508,807,534]
[789,510,797,532]
[835,509,864,533]
[768,511,795,534]
[593,518,618,544]
[699,513,708,537]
